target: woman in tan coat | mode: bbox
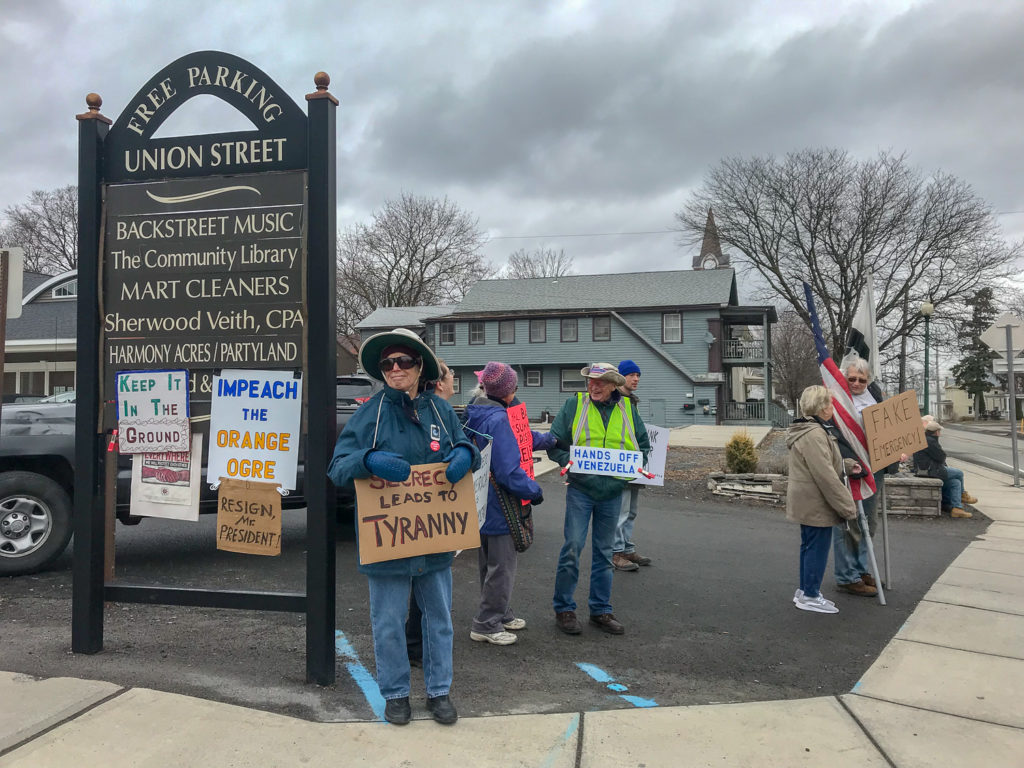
[786,385,859,614]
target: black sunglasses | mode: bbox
[379,355,420,372]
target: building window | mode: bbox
[525,369,542,387]
[593,315,611,342]
[530,319,546,343]
[51,279,78,299]
[440,323,455,345]
[662,313,682,343]
[425,325,435,347]
[469,322,485,345]
[560,368,585,392]
[560,318,578,343]
[451,373,461,394]
[499,320,515,344]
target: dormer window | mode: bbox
[51,279,78,299]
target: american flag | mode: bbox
[803,282,876,501]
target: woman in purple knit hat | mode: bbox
[463,362,556,645]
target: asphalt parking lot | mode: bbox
[0,474,987,722]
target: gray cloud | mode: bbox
[2,0,1022,278]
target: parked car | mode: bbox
[1,393,45,404]
[0,377,370,576]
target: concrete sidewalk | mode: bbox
[2,464,1021,766]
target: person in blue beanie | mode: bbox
[611,360,653,571]
[328,328,480,727]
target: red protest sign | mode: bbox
[506,402,533,505]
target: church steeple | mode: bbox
[693,207,730,270]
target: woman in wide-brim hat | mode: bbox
[328,327,480,726]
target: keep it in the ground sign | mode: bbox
[115,369,189,453]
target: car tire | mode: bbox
[0,471,73,576]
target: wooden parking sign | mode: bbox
[73,51,339,684]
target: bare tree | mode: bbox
[0,186,78,275]
[772,308,822,410]
[674,150,1020,387]
[336,193,492,335]
[501,247,574,279]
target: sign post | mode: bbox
[0,247,24,425]
[981,313,1023,487]
[72,53,338,683]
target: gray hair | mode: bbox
[799,385,833,417]
[840,353,872,383]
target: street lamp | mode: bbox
[920,300,934,415]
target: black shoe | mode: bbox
[589,613,625,634]
[426,694,458,725]
[384,696,411,725]
[555,610,583,634]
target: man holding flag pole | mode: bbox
[803,282,887,606]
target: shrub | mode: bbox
[725,430,759,474]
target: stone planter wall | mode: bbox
[707,472,942,516]
[883,475,943,517]
[707,473,788,504]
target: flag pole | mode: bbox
[880,482,892,589]
[858,498,886,606]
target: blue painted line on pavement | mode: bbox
[576,662,615,683]
[336,630,386,720]
[620,695,658,708]
[575,662,659,708]
[540,713,580,768]
[851,680,863,692]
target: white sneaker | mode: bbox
[793,589,835,608]
[795,594,839,614]
[502,617,526,631]
[470,630,518,645]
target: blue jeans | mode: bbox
[612,486,640,554]
[942,467,965,508]
[553,485,620,615]
[368,568,453,700]
[833,469,886,584]
[832,520,869,586]
[800,525,833,598]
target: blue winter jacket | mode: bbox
[328,385,481,576]
[464,395,554,536]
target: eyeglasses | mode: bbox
[847,376,867,384]
[379,355,420,372]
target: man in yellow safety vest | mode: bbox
[548,363,650,636]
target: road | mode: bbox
[0,473,988,723]
[939,423,1023,481]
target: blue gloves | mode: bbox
[443,445,473,484]
[364,450,412,482]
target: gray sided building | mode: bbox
[2,271,79,397]
[423,268,781,428]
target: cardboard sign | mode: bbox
[207,369,302,489]
[472,443,493,529]
[129,433,202,521]
[354,462,479,564]
[631,424,667,487]
[569,445,645,477]
[862,390,927,468]
[215,478,283,556]
[116,369,190,453]
[506,403,534,505]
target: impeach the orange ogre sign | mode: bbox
[354,462,479,564]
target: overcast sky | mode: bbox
[2,0,1023,282]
